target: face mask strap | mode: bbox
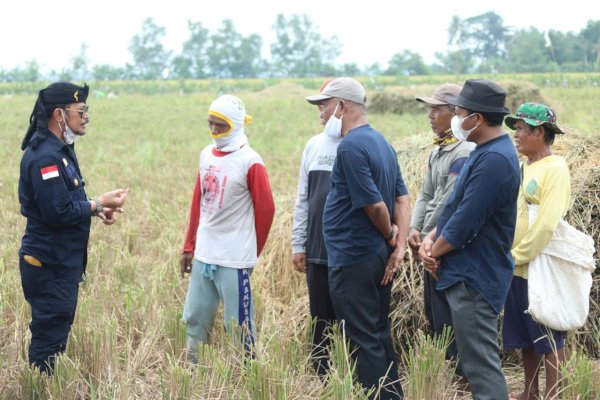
[59,109,67,134]
[467,113,481,134]
[330,102,340,118]
[460,113,479,133]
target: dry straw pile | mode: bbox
[369,81,548,116]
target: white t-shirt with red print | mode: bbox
[182,145,275,269]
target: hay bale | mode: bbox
[390,130,600,357]
[389,135,436,351]
[369,87,428,115]
[369,81,552,116]
[553,133,600,258]
[497,80,549,113]
[555,134,600,357]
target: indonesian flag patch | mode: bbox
[40,165,59,180]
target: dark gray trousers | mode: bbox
[423,270,463,376]
[445,282,508,400]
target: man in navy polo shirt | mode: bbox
[306,77,410,400]
[419,79,520,399]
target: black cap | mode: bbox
[21,82,89,150]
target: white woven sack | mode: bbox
[526,205,596,331]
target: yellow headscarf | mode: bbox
[208,95,253,151]
[432,129,458,148]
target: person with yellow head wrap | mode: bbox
[179,95,275,361]
[207,94,253,152]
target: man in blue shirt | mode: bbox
[306,78,410,400]
[419,79,520,399]
[19,81,129,374]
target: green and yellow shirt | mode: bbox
[512,154,571,278]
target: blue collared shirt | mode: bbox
[436,134,520,313]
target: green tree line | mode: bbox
[2,12,599,82]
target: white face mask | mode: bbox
[323,103,343,139]
[60,110,78,144]
[451,113,480,141]
[212,132,248,152]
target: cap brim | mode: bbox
[504,116,519,130]
[505,116,566,134]
[415,96,446,105]
[305,94,333,105]
[547,124,566,135]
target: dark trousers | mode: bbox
[445,282,508,400]
[423,270,463,376]
[306,262,337,376]
[19,254,82,374]
[329,250,403,400]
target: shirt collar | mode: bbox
[439,140,463,152]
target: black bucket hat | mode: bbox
[445,79,510,115]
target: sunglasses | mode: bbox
[207,120,230,131]
[64,105,89,118]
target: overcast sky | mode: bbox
[1,0,597,72]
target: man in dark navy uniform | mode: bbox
[19,81,129,374]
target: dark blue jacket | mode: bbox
[19,131,92,269]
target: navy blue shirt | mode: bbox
[436,134,520,313]
[19,131,93,269]
[323,124,408,267]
